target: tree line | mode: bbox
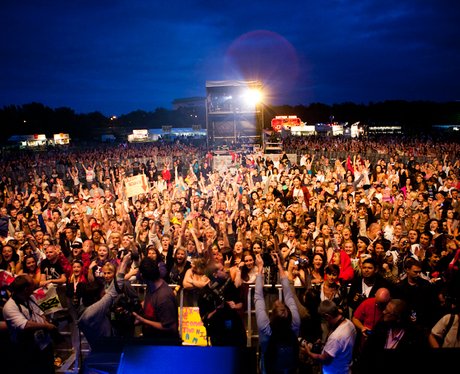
[0,100,458,143]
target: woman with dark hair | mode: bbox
[238,194,252,211]
[319,264,348,312]
[234,250,259,288]
[0,244,19,275]
[286,175,311,210]
[255,252,301,374]
[425,218,441,239]
[250,190,260,207]
[145,244,167,279]
[66,259,88,312]
[307,252,327,289]
[251,240,264,256]
[165,246,191,287]
[283,209,297,228]
[235,208,250,236]
[259,219,274,239]
[17,254,41,288]
[443,208,459,240]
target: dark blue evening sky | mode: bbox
[1,0,459,116]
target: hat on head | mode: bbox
[73,259,84,266]
[64,196,75,204]
[357,236,370,246]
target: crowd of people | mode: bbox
[1,134,460,373]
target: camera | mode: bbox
[353,292,367,305]
[199,278,231,315]
[294,257,309,267]
[310,341,324,354]
[111,296,142,322]
[299,338,323,353]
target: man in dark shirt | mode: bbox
[132,258,180,344]
[40,245,67,287]
[395,257,437,332]
[348,257,391,313]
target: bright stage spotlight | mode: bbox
[242,88,262,106]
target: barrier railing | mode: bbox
[245,284,281,347]
[50,281,291,372]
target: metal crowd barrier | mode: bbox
[51,282,288,372]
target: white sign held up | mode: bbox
[124,174,149,198]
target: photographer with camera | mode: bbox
[302,299,356,374]
[254,252,301,374]
[287,255,308,288]
[3,274,58,373]
[197,261,246,347]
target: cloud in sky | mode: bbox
[0,0,459,115]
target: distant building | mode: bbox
[8,133,71,147]
[53,133,70,145]
[8,134,47,148]
[285,121,363,138]
[127,127,206,143]
[271,115,302,132]
[290,125,316,136]
[367,125,403,135]
[128,129,150,143]
[432,124,460,133]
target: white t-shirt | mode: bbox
[431,314,460,348]
[322,319,356,374]
[3,296,47,344]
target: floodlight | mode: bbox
[243,89,262,106]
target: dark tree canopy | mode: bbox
[0,100,458,143]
